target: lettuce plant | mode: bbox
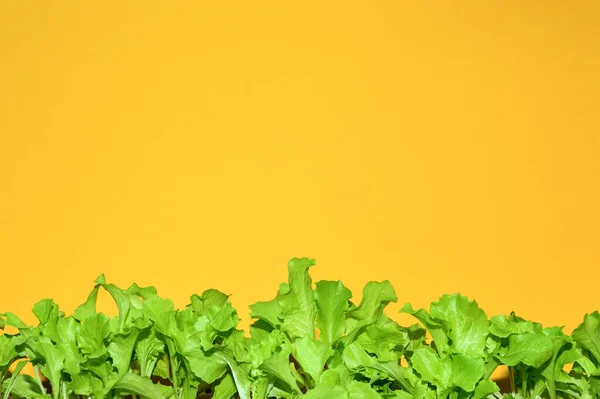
[0,258,598,399]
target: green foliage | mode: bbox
[0,258,597,399]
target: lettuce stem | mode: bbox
[508,366,516,394]
[34,365,47,394]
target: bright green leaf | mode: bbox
[305,385,348,399]
[294,336,333,383]
[450,354,484,392]
[429,294,489,357]
[77,313,111,359]
[573,312,600,364]
[112,373,165,399]
[143,297,175,336]
[315,280,352,343]
[346,380,383,399]
[497,332,553,368]
[213,373,237,399]
[277,257,317,340]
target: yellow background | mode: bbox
[1,1,599,340]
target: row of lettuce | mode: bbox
[1,258,599,399]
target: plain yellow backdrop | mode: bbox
[1,0,599,346]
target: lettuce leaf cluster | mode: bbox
[1,258,599,399]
